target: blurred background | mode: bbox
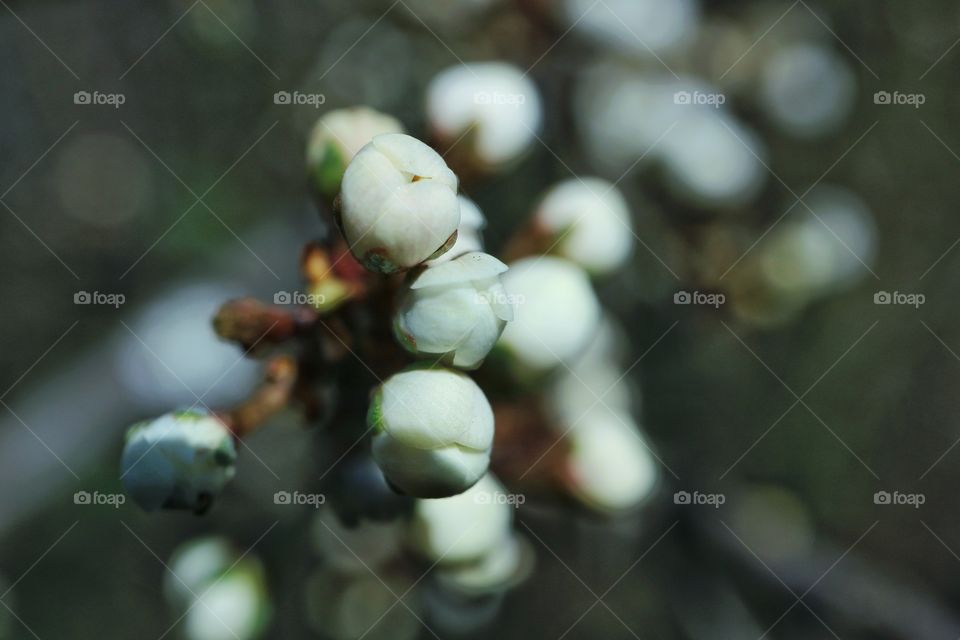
[2,0,960,638]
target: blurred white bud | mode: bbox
[436,534,533,596]
[427,196,487,265]
[534,178,634,275]
[497,256,601,375]
[562,0,699,56]
[370,367,494,498]
[562,411,658,513]
[305,567,420,640]
[759,43,856,138]
[307,107,405,200]
[426,62,543,168]
[340,133,460,273]
[546,316,636,429]
[311,508,402,575]
[575,64,680,172]
[165,537,270,640]
[661,109,767,208]
[120,410,237,513]
[395,252,514,369]
[758,186,877,298]
[407,473,512,564]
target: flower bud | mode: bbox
[546,316,636,429]
[436,534,533,596]
[660,109,766,208]
[533,178,634,275]
[394,252,514,369]
[164,537,270,640]
[369,366,494,498]
[407,473,512,564]
[561,411,658,514]
[497,256,601,376]
[426,196,487,265]
[120,409,237,513]
[340,133,461,273]
[307,107,405,202]
[426,62,543,170]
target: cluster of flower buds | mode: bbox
[334,132,513,496]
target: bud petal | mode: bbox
[426,196,487,265]
[120,409,237,513]
[370,367,494,498]
[395,252,512,369]
[340,134,460,273]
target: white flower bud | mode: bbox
[661,109,766,208]
[757,186,877,297]
[562,411,658,514]
[759,43,856,138]
[369,367,494,498]
[546,316,636,429]
[307,107,405,200]
[426,62,543,168]
[407,473,512,564]
[562,0,699,56]
[426,196,487,265]
[340,133,461,273]
[120,409,237,513]
[165,537,270,640]
[436,534,534,596]
[311,508,402,575]
[533,178,634,275]
[497,256,601,375]
[394,252,514,369]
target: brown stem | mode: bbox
[213,297,319,351]
[219,355,298,439]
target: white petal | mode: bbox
[411,252,508,290]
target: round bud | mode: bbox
[394,252,514,369]
[562,411,659,514]
[426,62,543,169]
[533,178,634,275]
[120,409,237,513]
[369,367,494,498]
[407,473,512,564]
[340,133,460,273]
[497,256,601,375]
